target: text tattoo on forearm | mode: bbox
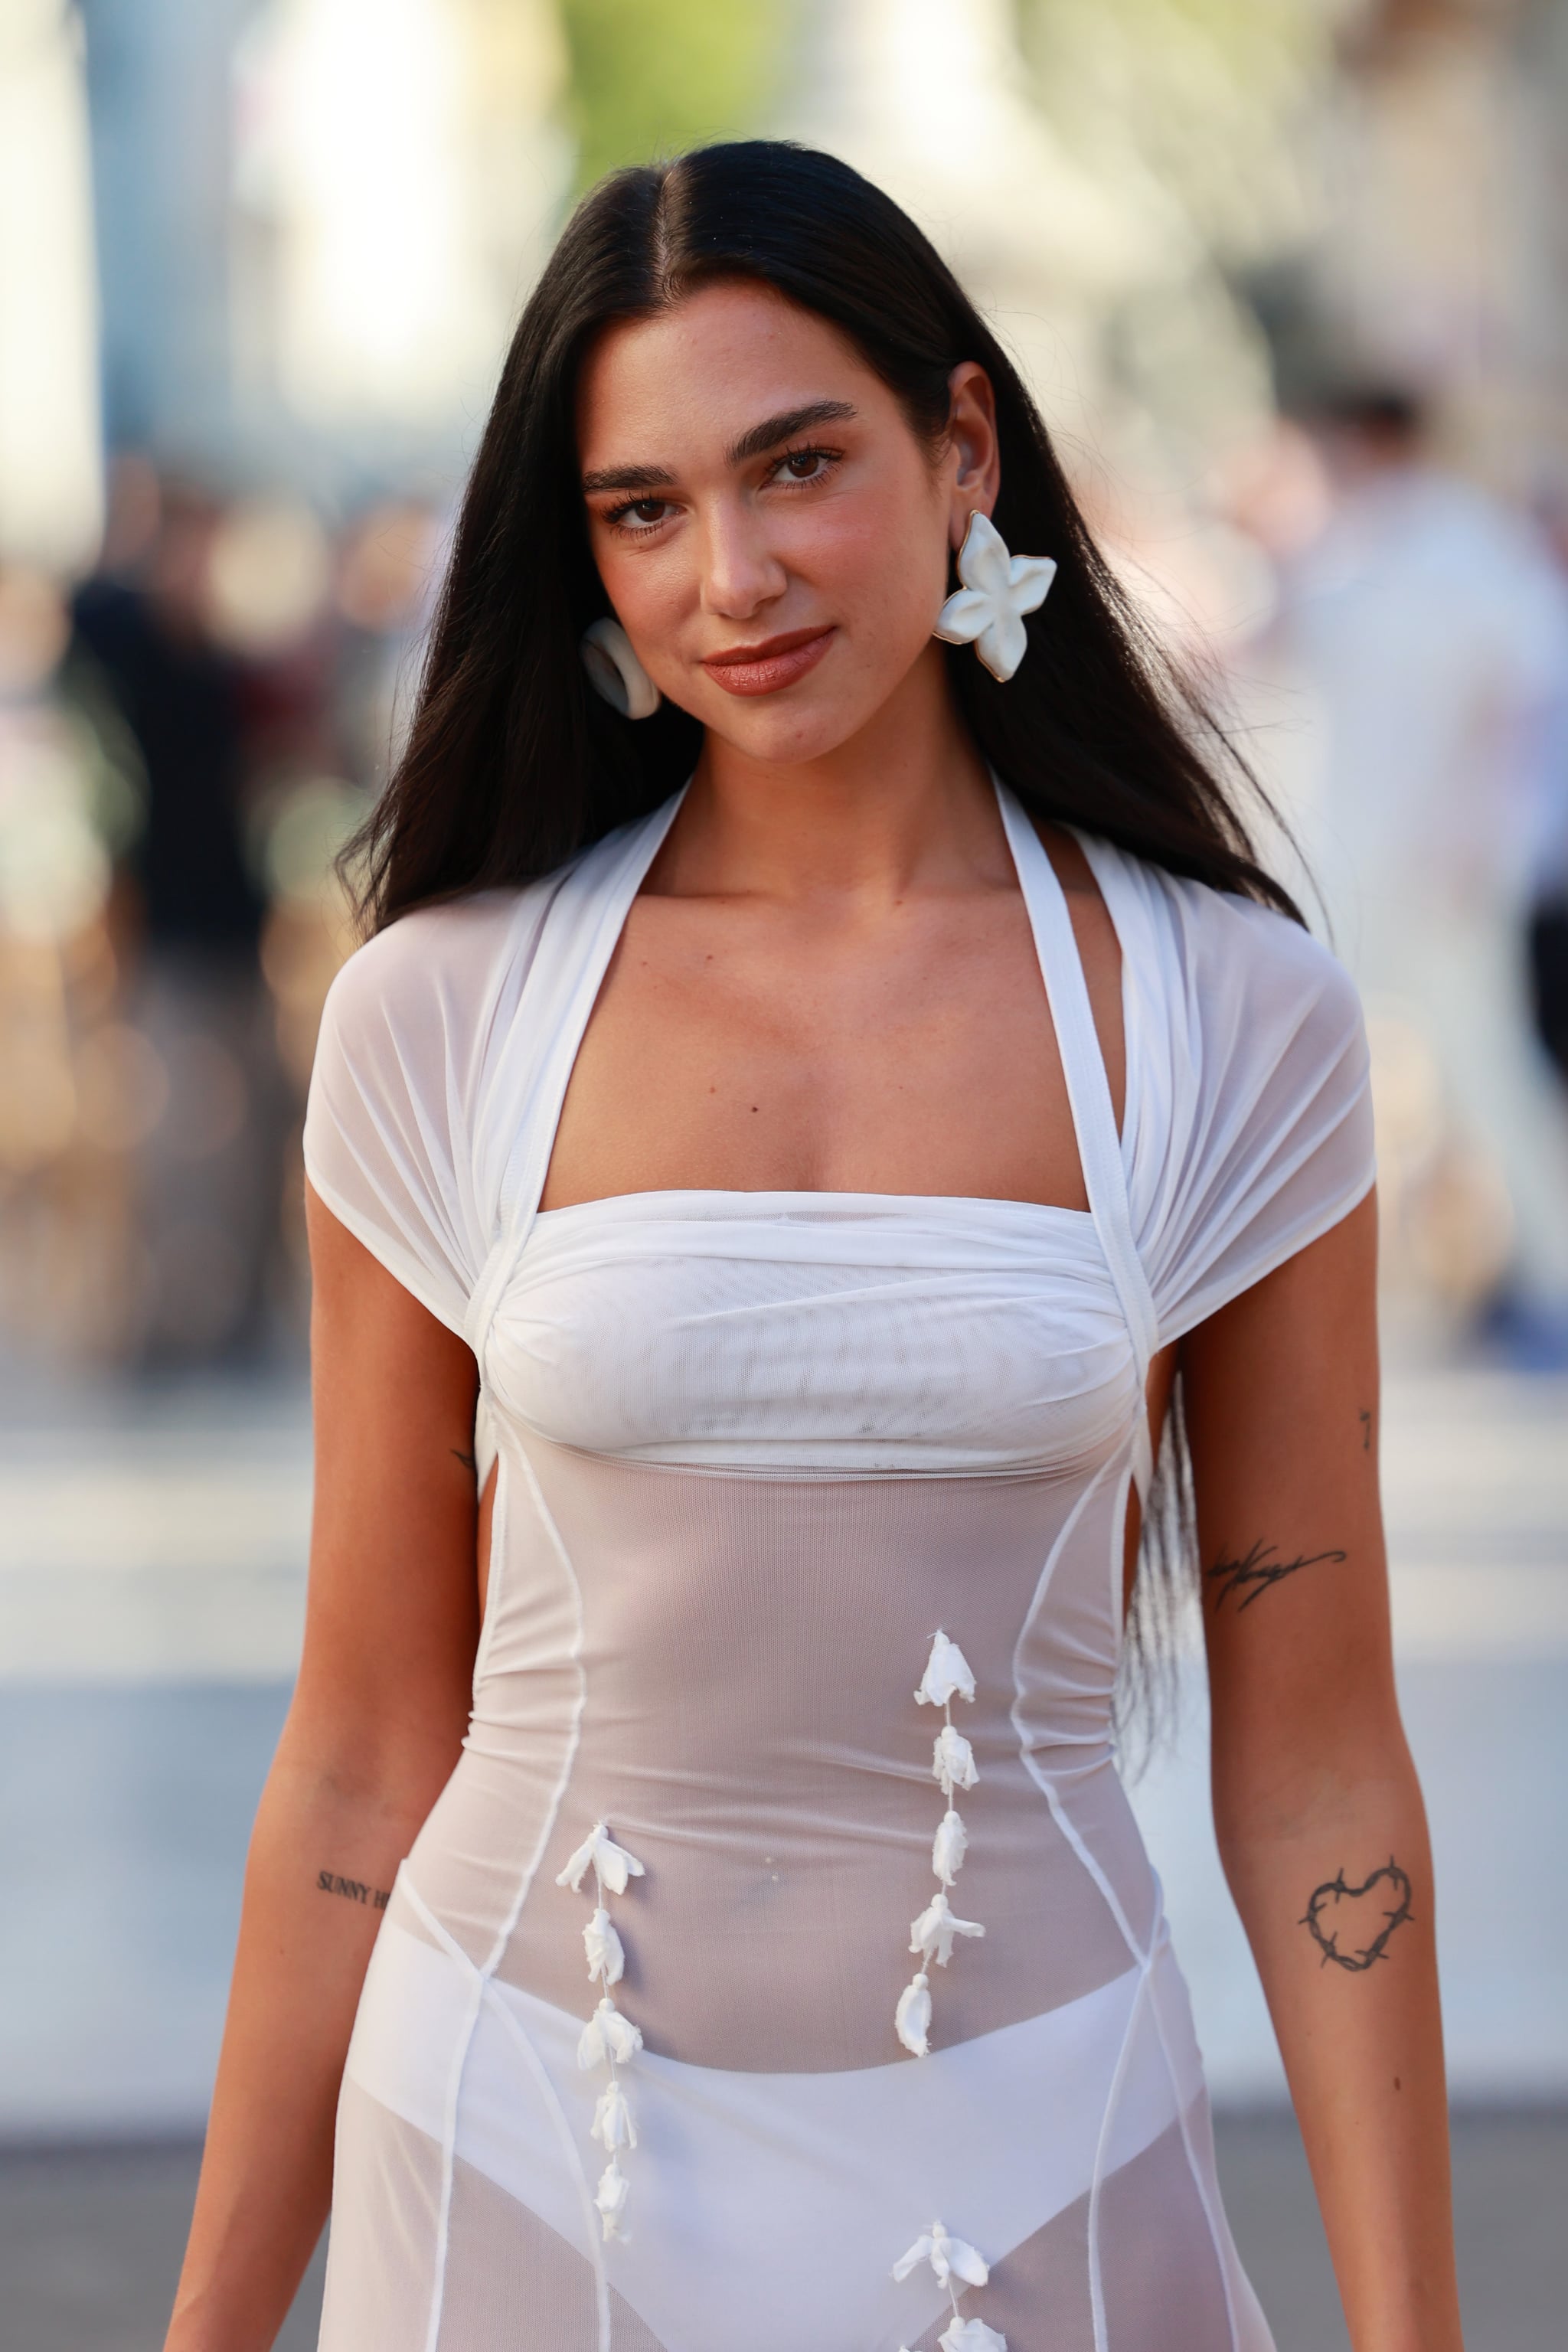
[317,1870,390,1911]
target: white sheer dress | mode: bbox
[302,779,1374,2352]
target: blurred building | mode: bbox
[0,1,102,570]
[77,0,568,496]
[1303,0,1568,498]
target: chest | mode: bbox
[487,1196,1142,1477]
[541,885,1122,1212]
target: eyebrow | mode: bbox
[580,459,678,495]
[580,399,858,497]
[725,398,857,466]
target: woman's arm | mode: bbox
[164,1188,485,2352]
[1181,1192,1464,2352]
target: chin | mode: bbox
[695,688,887,769]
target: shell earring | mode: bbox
[933,511,1057,683]
[580,617,661,720]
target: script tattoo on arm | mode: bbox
[1358,1408,1372,1452]
[1301,1858,1413,1971]
[317,1870,390,1912]
[1204,1539,1347,1612]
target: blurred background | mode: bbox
[1,1,1565,2345]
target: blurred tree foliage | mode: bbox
[1019,0,1336,263]
[558,0,783,193]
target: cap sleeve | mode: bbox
[303,896,522,1338]
[1109,863,1376,1345]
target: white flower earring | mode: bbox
[933,511,1057,684]
[580,616,661,719]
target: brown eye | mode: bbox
[784,452,821,479]
[631,499,666,524]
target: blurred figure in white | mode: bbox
[1277,390,1568,1364]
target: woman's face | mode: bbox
[577,280,998,766]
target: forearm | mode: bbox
[1218,1748,1462,2352]
[164,1739,440,2352]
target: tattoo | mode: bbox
[317,1870,390,1912]
[1358,1409,1372,1452]
[450,1447,476,1472]
[1301,1858,1413,1971]
[1204,1538,1346,1612]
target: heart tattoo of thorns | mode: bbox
[1301,1859,1413,1971]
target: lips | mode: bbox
[701,626,835,697]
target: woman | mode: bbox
[167,143,1462,2352]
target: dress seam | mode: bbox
[478,1445,589,1976]
[1145,1949,1243,2352]
[468,1446,508,1698]
[1011,1456,1149,1969]
[399,1880,615,2351]
[409,1445,590,2350]
[1085,1953,1155,2352]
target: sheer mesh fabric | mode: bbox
[441,2161,668,2352]
[318,2081,445,2352]
[305,782,1374,2349]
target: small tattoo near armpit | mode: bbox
[450,1447,477,1472]
[1204,1539,1346,1612]
[317,1870,390,1911]
[1301,1859,1413,1971]
[1358,1409,1372,1452]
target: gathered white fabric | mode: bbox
[305,778,1373,2351]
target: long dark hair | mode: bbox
[354,139,1298,1746]
[354,137,1296,936]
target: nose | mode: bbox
[698,498,788,622]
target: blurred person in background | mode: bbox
[167,143,1462,2352]
[70,464,288,1366]
[1524,486,1568,1097]
[1276,390,1568,1364]
[0,557,145,1357]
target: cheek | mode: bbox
[795,481,948,648]
[592,538,691,648]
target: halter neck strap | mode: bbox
[992,777,1158,1499]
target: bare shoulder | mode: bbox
[325,889,529,1024]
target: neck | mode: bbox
[671,648,1004,903]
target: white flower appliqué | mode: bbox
[594,2155,631,2241]
[591,2082,637,2152]
[933,1722,978,1796]
[894,1968,933,2058]
[941,2318,1009,2352]
[910,1888,985,1967]
[577,1998,643,2071]
[556,1821,647,1897]
[897,1635,984,2043]
[933,511,1057,684]
[583,1906,625,1987]
[557,1819,646,2241]
[893,2222,990,2290]
[915,1629,977,1708]
[890,1637,1007,2339]
[932,1807,969,1885]
[893,2221,1006,2350]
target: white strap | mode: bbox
[993,779,1159,1500]
[462,786,690,1371]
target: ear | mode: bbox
[945,363,1001,550]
